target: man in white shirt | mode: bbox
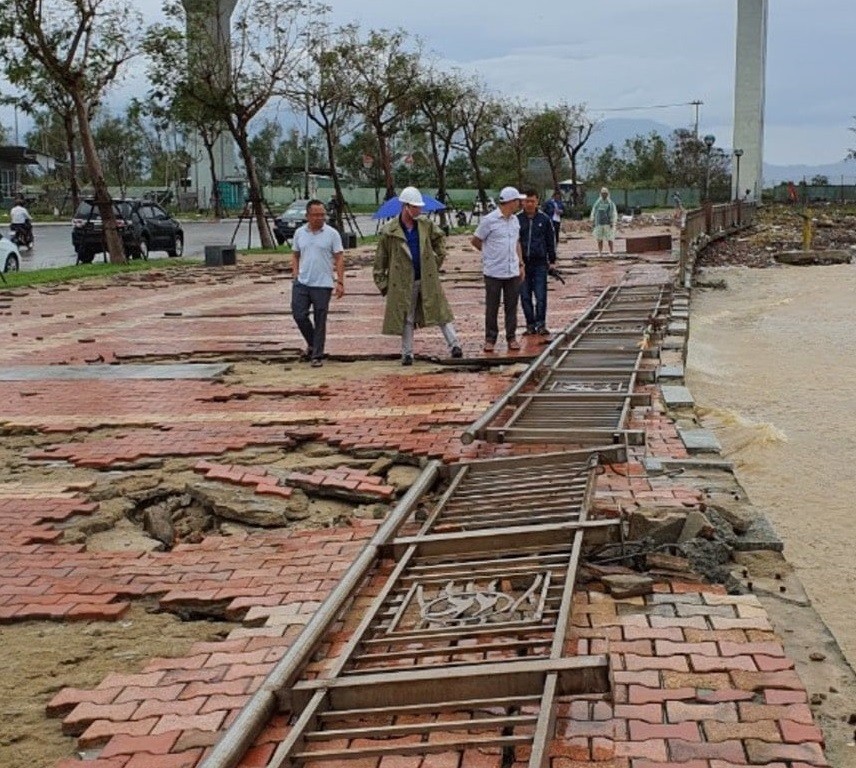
[291,199,345,367]
[471,186,526,352]
[9,197,32,247]
[10,199,31,226]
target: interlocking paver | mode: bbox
[0,234,832,768]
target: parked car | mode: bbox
[0,233,20,273]
[71,199,184,263]
[272,199,336,245]
[272,199,310,245]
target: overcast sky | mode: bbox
[2,0,853,169]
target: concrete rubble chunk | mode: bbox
[187,481,302,526]
[774,249,851,265]
[678,510,715,544]
[601,573,655,599]
[628,507,689,545]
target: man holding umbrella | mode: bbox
[373,186,463,366]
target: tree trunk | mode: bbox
[570,150,580,206]
[469,148,488,208]
[322,127,345,233]
[73,92,124,263]
[234,127,274,249]
[63,112,81,212]
[428,134,449,229]
[203,135,225,218]
[376,127,395,200]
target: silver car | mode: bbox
[1,232,20,273]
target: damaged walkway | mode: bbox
[0,223,845,767]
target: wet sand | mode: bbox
[687,262,856,668]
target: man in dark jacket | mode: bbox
[518,188,557,336]
[542,189,565,245]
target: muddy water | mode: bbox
[686,263,856,667]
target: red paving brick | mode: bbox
[0,234,830,767]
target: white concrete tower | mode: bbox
[732,0,768,202]
[181,0,239,210]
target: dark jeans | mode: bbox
[519,262,548,331]
[484,275,519,343]
[552,220,561,245]
[291,281,332,361]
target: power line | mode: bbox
[589,101,700,113]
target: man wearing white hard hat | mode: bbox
[470,186,526,352]
[374,186,462,366]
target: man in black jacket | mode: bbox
[517,189,557,336]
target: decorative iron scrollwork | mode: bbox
[412,574,549,628]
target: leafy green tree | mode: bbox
[497,100,532,189]
[523,106,568,191]
[284,22,359,230]
[586,143,625,187]
[23,105,82,210]
[412,68,470,223]
[0,0,145,263]
[454,79,501,208]
[92,111,146,195]
[248,119,282,187]
[331,25,422,200]
[148,0,316,248]
[558,111,593,205]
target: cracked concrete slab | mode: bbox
[0,363,230,381]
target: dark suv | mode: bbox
[72,199,184,263]
[272,199,336,245]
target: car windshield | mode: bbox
[285,201,309,217]
[74,201,128,220]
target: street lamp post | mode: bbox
[303,99,311,199]
[703,134,716,201]
[733,148,744,201]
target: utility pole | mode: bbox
[690,100,703,139]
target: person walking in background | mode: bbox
[291,199,345,367]
[543,189,565,245]
[374,186,462,366]
[518,188,556,337]
[471,186,525,352]
[590,186,618,256]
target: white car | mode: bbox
[1,233,20,273]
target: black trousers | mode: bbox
[484,275,519,342]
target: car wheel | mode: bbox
[138,238,149,260]
[3,253,19,272]
[167,235,184,258]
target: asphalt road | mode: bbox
[12,216,379,272]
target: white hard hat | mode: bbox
[398,186,425,206]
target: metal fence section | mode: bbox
[464,283,671,451]
[264,450,619,768]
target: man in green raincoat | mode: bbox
[590,186,618,256]
[373,186,463,366]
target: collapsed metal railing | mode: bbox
[266,450,620,767]
[202,284,667,768]
[463,283,670,450]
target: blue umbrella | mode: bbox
[372,194,447,220]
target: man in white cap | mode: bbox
[470,186,526,352]
[374,186,462,365]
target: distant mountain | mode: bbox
[583,118,679,155]
[762,160,854,186]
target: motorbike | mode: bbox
[10,221,34,250]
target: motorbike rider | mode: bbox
[10,196,33,246]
